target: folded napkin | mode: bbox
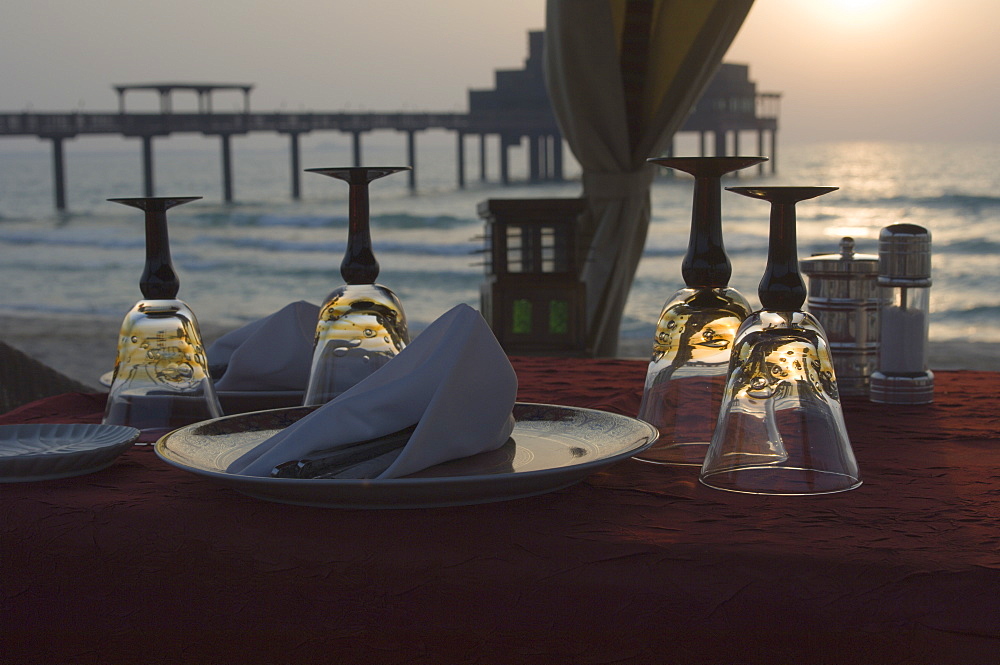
[226,304,517,479]
[208,301,319,392]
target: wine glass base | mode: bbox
[104,393,221,434]
[633,441,710,466]
[699,466,862,495]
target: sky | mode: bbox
[1,0,998,146]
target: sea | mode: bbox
[1,134,998,347]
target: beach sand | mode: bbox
[2,311,996,391]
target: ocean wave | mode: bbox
[641,241,774,258]
[373,213,474,229]
[0,230,145,249]
[213,263,480,285]
[0,302,125,318]
[839,193,1000,210]
[186,211,474,230]
[187,211,342,228]
[377,268,484,286]
[934,304,1000,319]
[196,235,344,253]
[640,245,687,258]
[933,237,1000,254]
[196,235,477,256]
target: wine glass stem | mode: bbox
[141,207,179,299]
[759,202,806,311]
[342,181,379,284]
[682,175,730,288]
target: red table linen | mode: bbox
[2,359,998,664]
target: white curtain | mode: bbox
[545,0,754,355]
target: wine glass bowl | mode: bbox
[306,283,408,402]
[303,167,411,405]
[637,287,751,464]
[103,197,221,435]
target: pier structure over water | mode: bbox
[678,62,780,172]
[0,32,778,211]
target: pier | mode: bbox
[0,31,778,210]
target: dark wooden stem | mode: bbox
[141,204,179,299]
[759,202,806,311]
[682,175,731,288]
[341,177,379,284]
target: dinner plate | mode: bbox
[0,423,141,482]
[155,403,658,508]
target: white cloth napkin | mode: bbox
[208,301,319,392]
[226,304,517,479]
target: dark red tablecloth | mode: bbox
[2,359,998,665]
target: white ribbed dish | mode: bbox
[0,423,141,482]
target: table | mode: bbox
[3,358,998,664]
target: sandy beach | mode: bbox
[2,311,996,392]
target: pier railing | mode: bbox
[0,110,563,138]
[1,109,567,209]
[1,103,772,210]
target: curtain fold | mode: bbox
[544,0,754,356]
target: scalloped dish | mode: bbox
[0,423,141,482]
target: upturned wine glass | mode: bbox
[303,167,411,405]
[699,186,861,495]
[635,156,765,466]
[103,197,222,436]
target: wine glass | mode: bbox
[699,186,861,495]
[103,197,222,436]
[635,156,765,466]
[303,167,411,405]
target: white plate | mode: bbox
[155,403,658,509]
[0,423,141,482]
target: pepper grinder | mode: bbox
[869,224,933,404]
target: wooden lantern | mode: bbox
[477,198,589,356]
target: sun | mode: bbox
[840,0,881,10]
[789,0,908,30]
[829,0,906,25]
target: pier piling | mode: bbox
[479,135,488,182]
[141,136,155,197]
[289,133,301,200]
[351,131,363,168]
[50,137,67,211]
[220,134,233,203]
[406,130,417,191]
[457,133,466,189]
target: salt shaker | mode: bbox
[800,237,881,396]
[869,224,933,404]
